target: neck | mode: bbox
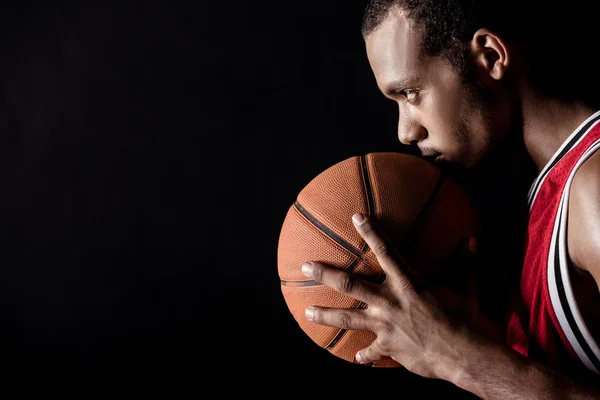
[520,88,597,172]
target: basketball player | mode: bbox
[299,1,600,398]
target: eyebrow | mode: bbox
[382,77,420,97]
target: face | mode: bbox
[365,10,510,170]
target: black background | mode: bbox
[0,0,541,395]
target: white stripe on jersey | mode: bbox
[548,139,600,374]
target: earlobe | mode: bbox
[471,28,510,81]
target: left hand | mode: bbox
[301,212,487,380]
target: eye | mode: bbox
[384,88,420,103]
[401,89,418,102]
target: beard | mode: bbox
[435,66,500,190]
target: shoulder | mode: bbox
[568,149,600,278]
[571,148,600,195]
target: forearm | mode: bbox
[445,330,600,399]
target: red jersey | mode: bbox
[506,110,600,376]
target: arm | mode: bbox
[303,213,600,400]
[450,328,600,399]
[567,150,600,291]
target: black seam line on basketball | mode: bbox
[280,279,320,287]
[325,301,368,351]
[360,155,375,253]
[293,201,364,260]
[279,258,363,287]
[360,155,375,218]
[529,114,600,206]
[554,212,600,371]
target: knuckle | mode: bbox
[401,282,417,298]
[337,312,352,329]
[371,309,395,335]
[365,347,376,360]
[311,264,323,282]
[371,317,386,334]
[381,297,401,312]
[381,322,395,337]
[376,337,392,355]
[374,240,389,258]
[336,274,356,293]
[360,222,375,236]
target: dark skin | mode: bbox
[302,8,600,399]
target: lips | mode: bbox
[423,153,444,164]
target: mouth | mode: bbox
[423,153,444,164]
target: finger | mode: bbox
[305,306,374,331]
[351,213,414,291]
[355,341,385,365]
[302,261,380,305]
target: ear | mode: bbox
[470,28,510,81]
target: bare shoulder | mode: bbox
[568,150,600,279]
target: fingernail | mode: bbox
[352,213,365,225]
[355,352,363,363]
[301,262,313,277]
[305,306,315,321]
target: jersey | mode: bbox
[506,109,600,376]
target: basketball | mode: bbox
[277,152,478,368]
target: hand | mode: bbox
[301,212,491,380]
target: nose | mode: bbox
[397,114,427,146]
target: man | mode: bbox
[300,1,600,398]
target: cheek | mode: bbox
[427,91,459,123]
[462,114,495,163]
[419,92,462,139]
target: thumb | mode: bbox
[355,341,385,365]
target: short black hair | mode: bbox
[361,0,512,75]
[360,1,600,107]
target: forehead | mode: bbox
[365,10,423,85]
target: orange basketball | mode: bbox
[277,152,478,368]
